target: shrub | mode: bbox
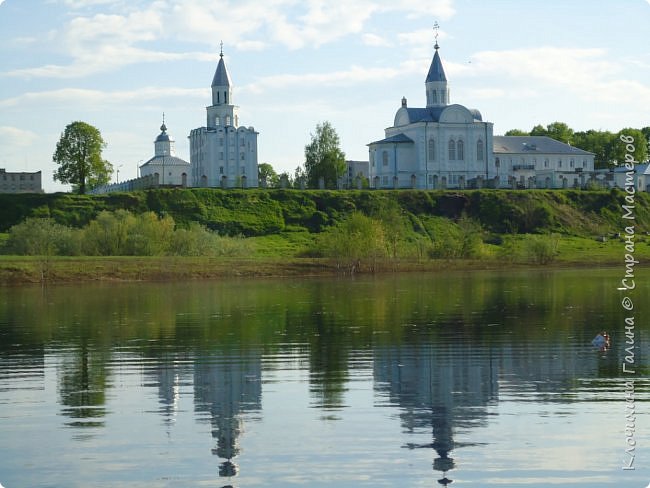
[5,218,81,256]
[524,233,560,264]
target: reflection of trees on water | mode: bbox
[374,343,498,484]
[58,342,109,429]
[193,352,262,486]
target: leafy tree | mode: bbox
[530,121,573,144]
[612,128,648,165]
[53,121,113,194]
[504,129,529,136]
[258,163,279,188]
[572,130,616,168]
[304,121,346,189]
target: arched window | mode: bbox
[224,91,228,104]
[215,116,220,126]
[225,115,231,126]
[448,139,456,160]
[428,138,435,161]
[441,90,446,104]
[476,139,484,161]
[432,90,438,104]
[382,151,388,166]
[457,140,464,160]
[217,92,220,104]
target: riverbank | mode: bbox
[0,243,644,284]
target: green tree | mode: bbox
[258,163,279,188]
[530,122,573,144]
[53,121,113,194]
[304,121,346,189]
[572,130,616,168]
[530,124,547,137]
[504,129,529,136]
[613,128,648,165]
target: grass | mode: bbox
[0,233,645,285]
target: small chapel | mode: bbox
[189,45,259,188]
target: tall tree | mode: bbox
[530,121,574,144]
[613,128,648,166]
[572,130,616,168]
[53,121,112,194]
[258,163,279,188]
[304,121,346,189]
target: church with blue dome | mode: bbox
[368,36,494,190]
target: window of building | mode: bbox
[382,176,388,186]
[224,91,228,104]
[215,116,220,126]
[570,158,575,168]
[241,166,246,174]
[382,151,388,166]
[240,152,245,160]
[544,158,549,168]
[240,138,245,146]
[225,116,231,126]
[558,159,562,168]
[219,138,224,146]
[217,92,220,104]
[428,138,435,161]
[448,139,456,160]
[219,166,224,174]
[432,90,438,104]
[457,140,464,160]
[477,139,484,160]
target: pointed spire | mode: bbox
[212,43,232,88]
[426,23,447,82]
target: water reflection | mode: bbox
[375,342,497,484]
[194,351,262,484]
[0,270,649,487]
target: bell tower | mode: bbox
[425,23,449,108]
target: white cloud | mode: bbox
[0,126,38,146]
[7,0,459,79]
[362,33,390,47]
[0,86,207,109]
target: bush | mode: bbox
[316,212,386,271]
[524,233,560,264]
[5,218,81,256]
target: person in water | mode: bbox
[592,331,611,350]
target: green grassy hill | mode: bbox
[1,188,648,237]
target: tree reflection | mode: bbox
[58,342,109,429]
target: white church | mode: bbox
[368,38,595,190]
[189,47,259,188]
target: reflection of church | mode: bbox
[193,352,262,485]
[374,342,497,484]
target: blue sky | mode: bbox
[0,0,649,192]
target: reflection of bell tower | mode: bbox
[194,352,262,485]
[374,340,497,486]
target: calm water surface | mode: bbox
[0,269,648,487]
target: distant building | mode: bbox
[189,47,259,188]
[368,40,494,190]
[140,117,190,187]
[367,36,598,190]
[344,160,369,189]
[493,136,595,189]
[595,162,649,192]
[0,169,43,193]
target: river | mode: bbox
[0,268,648,487]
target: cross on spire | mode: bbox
[220,40,224,58]
[433,21,440,50]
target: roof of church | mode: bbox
[426,49,447,83]
[211,54,232,87]
[141,155,190,167]
[155,121,172,142]
[493,136,594,155]
[369,133,414,145]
